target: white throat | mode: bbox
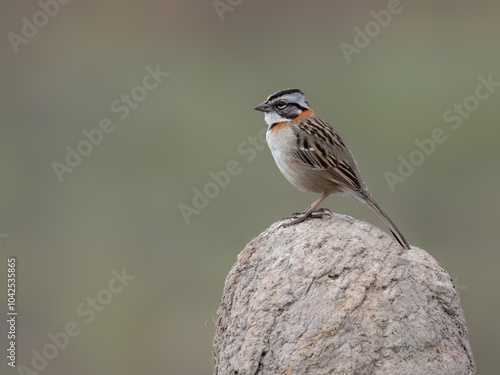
[264,112,289,127]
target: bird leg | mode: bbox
[279,193,331,227]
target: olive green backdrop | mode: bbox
[1,1,499,374]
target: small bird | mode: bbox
[255,88,411,249]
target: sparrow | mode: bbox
[255,88,411,249]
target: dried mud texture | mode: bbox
[213,214,475,375]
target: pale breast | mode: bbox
[266,122,347,195]
[266,123,320,193]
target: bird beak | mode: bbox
[254,102,272,113]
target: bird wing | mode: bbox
[292,116,363,191]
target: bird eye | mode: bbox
[276,101,287,109]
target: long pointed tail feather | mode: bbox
[364,195,411,249]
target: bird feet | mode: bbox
[279,208,332,228]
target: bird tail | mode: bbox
[364,195,411,250]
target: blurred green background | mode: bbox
[0,0,499,373]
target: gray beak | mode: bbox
[254,102,272,113]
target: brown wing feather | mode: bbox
[292,116,363,191]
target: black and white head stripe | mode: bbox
[266,88,309,111]
[267,88,304,101]
[255,88,312,127]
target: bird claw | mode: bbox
[312,208,332,217]
[279,208,332,228]
[280,212,304,220]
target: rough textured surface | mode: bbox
[213,214,475,375]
